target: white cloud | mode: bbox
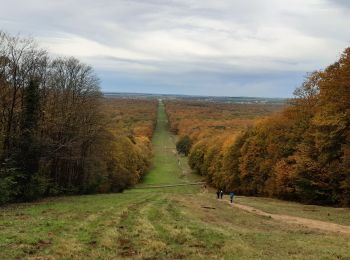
[39,34,156,61]
[1,0,349,96]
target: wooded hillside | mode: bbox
[0,32,157,204]
[165,101,282,189]
[166,48,350,206]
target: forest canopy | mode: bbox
[166,47,350,206]
[0,32,157,204]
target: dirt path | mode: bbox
[227,201,350,235]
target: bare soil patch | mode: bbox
[228,201,350,235]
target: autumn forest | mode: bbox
[1,32,350,207]
[168,49,350,206]
[1,27,350,259]
[168,48,350,206]
[0,32,157,204]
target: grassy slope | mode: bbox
[1,101,350,259]
[138,101,188,185]
[132,101,201,194]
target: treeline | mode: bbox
[0,32,157,204]
[167,48,350,206]
[166,101,281,141]
[100,98,157,192]
[165,101,282,156]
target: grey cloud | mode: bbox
[329,0,350,9]
[1,0,349,97]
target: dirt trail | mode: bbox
[227,201,350,235]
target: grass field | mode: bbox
[1,101,350,259]
[131,101,202,194]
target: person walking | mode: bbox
[216,190,220,199]
[220,190,224,199]
[229,192,235,203]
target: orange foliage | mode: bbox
[169,47,350,206]
[165,100,282,191]
[165,101,281,142]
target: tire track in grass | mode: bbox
[52,195,153,258]
[146,195,231,259]
[116,195,157,258]
[146,197,195,259]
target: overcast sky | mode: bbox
[1,0,349,97]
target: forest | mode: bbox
[166,101,282,144]
[0,32,157,205]
[1,30,349,208]
[166,47,350,206]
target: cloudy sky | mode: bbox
[1,0,349,97]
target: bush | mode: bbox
[0,162,20,205]
[176,135,192,156]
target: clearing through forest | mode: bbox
[0,100,349,259]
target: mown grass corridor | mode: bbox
[0,101,350,259]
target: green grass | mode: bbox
[139,102,183,185]
[1,101,350,259]
[131,101,202,194]
[141,102,197,185]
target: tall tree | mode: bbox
[17,78,42,200]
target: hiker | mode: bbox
[216,190,220,199]
[220,190,224,199]
[229,192,235,203]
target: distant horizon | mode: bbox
[102,91,288,99]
